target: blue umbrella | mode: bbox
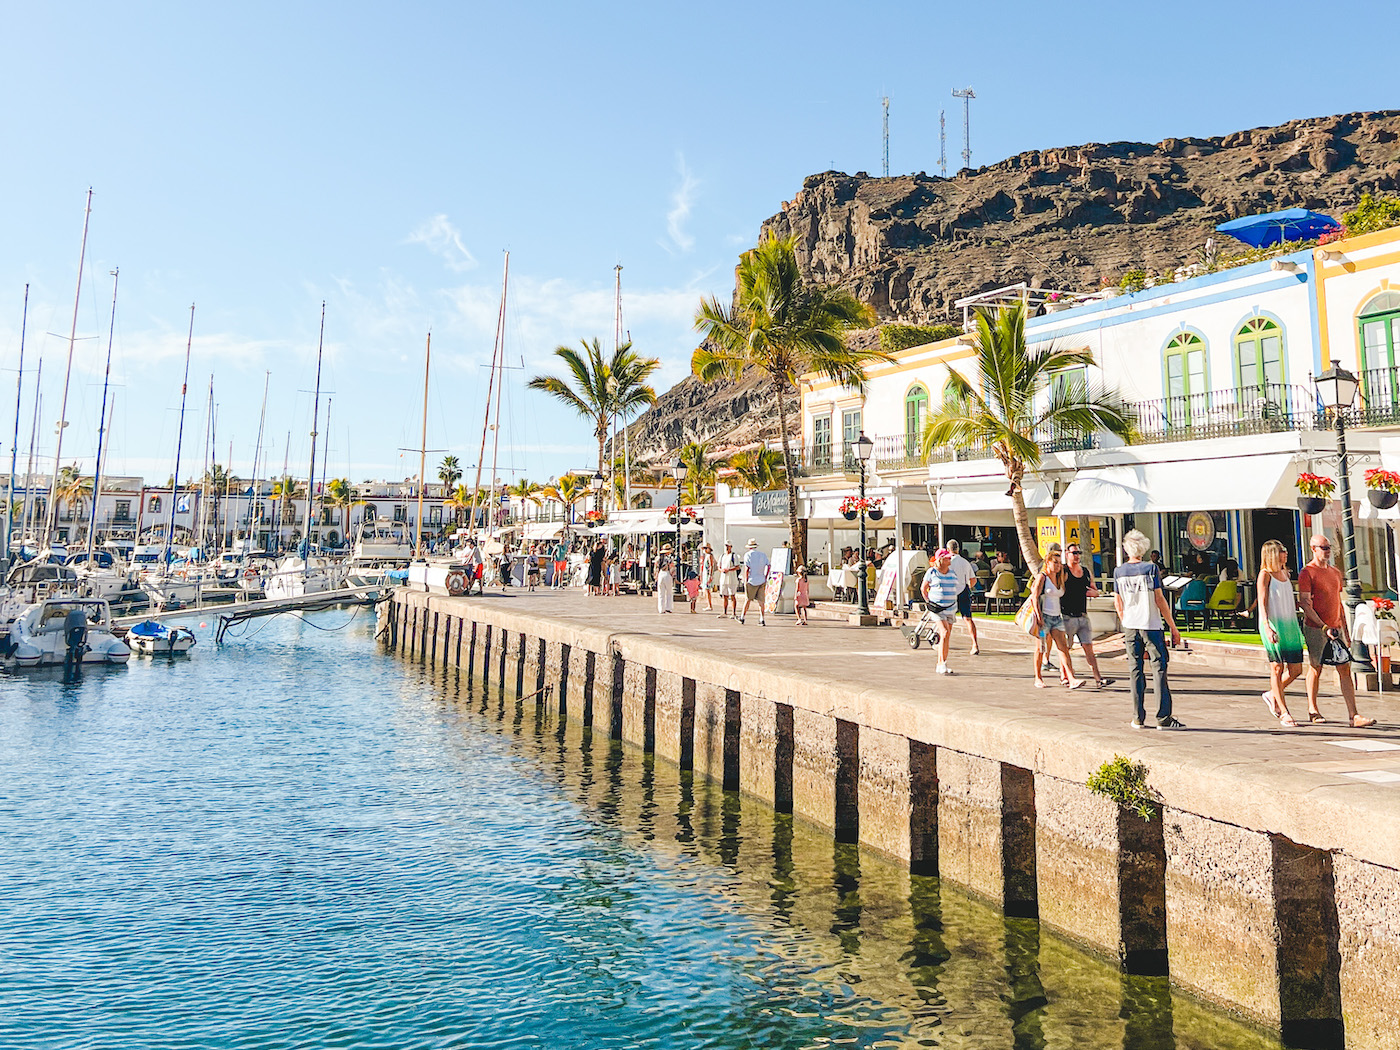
[1215,207,1341,248]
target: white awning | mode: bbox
[1052,453,1298,517]
[523,522,564,540]
[936,481,1053,521]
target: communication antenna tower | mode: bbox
[938,109,947,176]
[952,87,975,169]
[881,96,890,177]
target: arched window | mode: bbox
[1163,331,1207,428]
[1359,292,1400,408]
[904,384,929,457]
[148,495,162,514]
[1234,317,1285,395]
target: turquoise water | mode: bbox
[0,612,1282,1049]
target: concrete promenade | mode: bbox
[383,587,1400,1048]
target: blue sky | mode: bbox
[1,1,1393,487]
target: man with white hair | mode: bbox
[738,538,770,626]
[1112,529,1185,729]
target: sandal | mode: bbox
[1262,691,1282,719]
[1352,715,1378,728]
[1308,713,1327,724]
[1065,680,1085,690]
[1279,714,1299,728]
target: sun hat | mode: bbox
[746,538,758,548]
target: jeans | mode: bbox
[1124,628,1173,724]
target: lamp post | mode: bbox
[854,432,875,618]
[673,457,685,593]
[1314,365,1375,675]
[591,470,604,514]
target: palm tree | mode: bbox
[551,474,590,524]
[269,475,302,548]
[528,339,660,497]
[445,483,472,527]
[506,478,543,523]
[438,455,462,491]
[674,441,717,506]
[54,464,90,529]
[922,303,1135,574]
[693,234,881,564]
[727,447,787,493]
[324,478,360,547]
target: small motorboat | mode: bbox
[125,619,197,656]
[5,597,131,668]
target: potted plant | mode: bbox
[867,496,886,521]
[1373,598,1396,673]
[1296,472,1335,515]
[1045,291,1072,314]
[839,495,862,521]
[1365,468,1400,510]
[584,509,605,526]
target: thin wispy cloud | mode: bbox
[405,214,477,272]
[663,154,698,254]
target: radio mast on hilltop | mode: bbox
[952,87,975,169]
[938,109,947,176]
[882,96,890,177]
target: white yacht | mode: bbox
[263,555,342,600]
[3,597,131,668]
[352,521,412,564]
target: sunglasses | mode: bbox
[1312,544,1331,551]
[1066,549,1082,555]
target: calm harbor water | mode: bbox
[0,612,1284,1050]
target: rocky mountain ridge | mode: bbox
[625,110,1400,463]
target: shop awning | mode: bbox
[936,481,1053,518]
[1051,453,1298,517]
[522,522,565,540]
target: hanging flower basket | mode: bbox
[868,508,885,521]
[842,509,858,521]
[1365,469,1400,509]
[1296,472,1334,514]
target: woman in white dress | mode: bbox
[656,549,674,614]
[697,544,717,613]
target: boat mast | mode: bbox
[45,188,93,545]
[415,333,430,557]
[301,302,325,577]
[319,396,332,547]
[487,256,510,534]
[247,371,269,550]
[469,252,508,537]
[20,363,41,543]
[615,263,632,511]
[277,432,289,551]
[4,284,28,568]
[199,376,213,552]
[84,269,119,565]
[162,305,195,574]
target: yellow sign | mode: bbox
[1036,517,1102,556]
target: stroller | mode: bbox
[900,601,955,650]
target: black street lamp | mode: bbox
[591,470,604,514]
[673,457,685,589]
[1314,365,1375,675]
[854,432,876,618]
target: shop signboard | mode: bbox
[874,561,899,610]
[1036,517,1102,556]
[751,489,791,518]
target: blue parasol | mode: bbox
[1215,207,1341,248]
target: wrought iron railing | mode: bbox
[1127,382,1318,444]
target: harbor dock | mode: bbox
[384,586,1400,1048]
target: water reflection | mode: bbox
[429,663,1282,1050]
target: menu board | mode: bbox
[763,569,785,613]
[873,561,899,610]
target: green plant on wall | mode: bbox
[1086,755,1157,820]
[1342,192,1400,237]
[1119,269,1147,293]
[880,323,964,353]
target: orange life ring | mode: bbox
[244,568,258,579]
[446,570,467,596]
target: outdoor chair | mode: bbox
[985,571,1019,615]
[1205,580,1239,629]
[1175,578,1211,629]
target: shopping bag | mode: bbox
[1013,596,1039,637]
[1321,635,1353,666]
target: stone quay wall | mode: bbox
[382,590,1399,1048]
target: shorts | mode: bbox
[1040,613,1064,637]
[745,581,764,601]
[956,589,973,617]
[719,576,738,596]
[1061,614,1093,648]
[1303,623,1344,667]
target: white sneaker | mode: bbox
[936,662,954,675]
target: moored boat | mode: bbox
[125,619,197,656]
[3,597,130,668]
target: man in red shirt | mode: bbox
[1298,534,1376,727]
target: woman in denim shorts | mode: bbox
[1030,550,1085,689]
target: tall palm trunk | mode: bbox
[1006,463,1042,574]
[773,374,805,567]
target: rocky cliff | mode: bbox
[625,110,1400,463]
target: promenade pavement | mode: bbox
[473,586,1400,791]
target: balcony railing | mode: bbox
[1128,382,1319,444]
